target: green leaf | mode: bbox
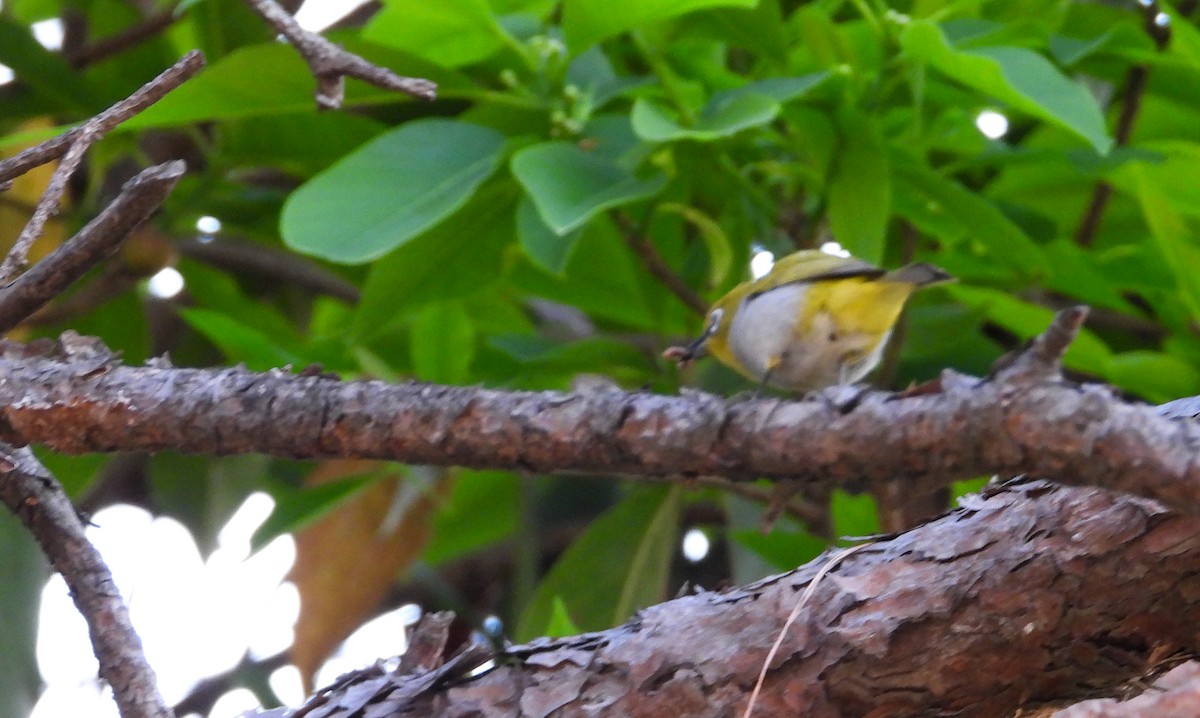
[362,0,511,68]
[543,597,583,637]
[352,181,518,339]
[831,489,882,539]
[892,154,1046,277]
[509,220,656,330]
[517,486,681,640]
[712,72,831,104]
[0,515,43,718]
[252,475,376,551]
[946,285,1113,376]
[562,0,757,53]
[1108,351,1200,404]
[511,141,667,234]
[282,119,506,263]
[517,195,583,273]
[656,202,732,285]
[424,470,520,565]
[178,308,302,370]
[1129,164,1200,321]
[631,92,780,142]
[0,17,96,112]
[123,42,475,130]
[901,20,1113,154]
[410,301,476,384]
[732,527,828,570]
[828,111,889,263]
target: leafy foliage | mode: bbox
[3,0,1199,705]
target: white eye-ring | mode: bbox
[706,308,724,335]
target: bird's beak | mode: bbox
[663,326,713,366]
[680,330,712,361]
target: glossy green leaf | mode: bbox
[362,0,511,68]
[517,195,583,273]
[562,0,757,53]
[411,301,476,384]
[511,141,667,234]
[517,486,681,640]
[282,119,506,263]
[631,93,780,142]
[901,20,1113,154]
[828,111,889,263]
[352,181,518,339]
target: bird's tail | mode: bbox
[883,262,955,287]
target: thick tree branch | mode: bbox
[0,445,171,718]
[266,482,1200,717]
[3,311,1200,518]
[242,0,436,109]
[0,161,185,334]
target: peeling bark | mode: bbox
[278,482,1200,718]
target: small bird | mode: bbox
[664,250,953,392]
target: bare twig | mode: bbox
[64,9,180,68]
[0,445,172,718]
[178,236,360,304]
[0,51,204,282]
[0,161,185,334]
[0,50,204,187]
[612,211,709,316]
[242,0,436,109]
[1074,1,1171,247]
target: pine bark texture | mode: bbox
[292,482,1200,718]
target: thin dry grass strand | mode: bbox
[741,541,876,718]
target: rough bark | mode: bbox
[278,481,1200,718]
[0,330,1199,516]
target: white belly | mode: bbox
[726,285,889,392]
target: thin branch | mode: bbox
[0,50,204,186]
[242,0,436,109]
[0,445,171,718]
[1074,1,1171,247]
[0,161,185,334]
[178,236,361,304]
[612,211,709,316]
[64,9,180,68]
[6,310,1200,516]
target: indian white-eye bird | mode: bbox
[664,250,953,392]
